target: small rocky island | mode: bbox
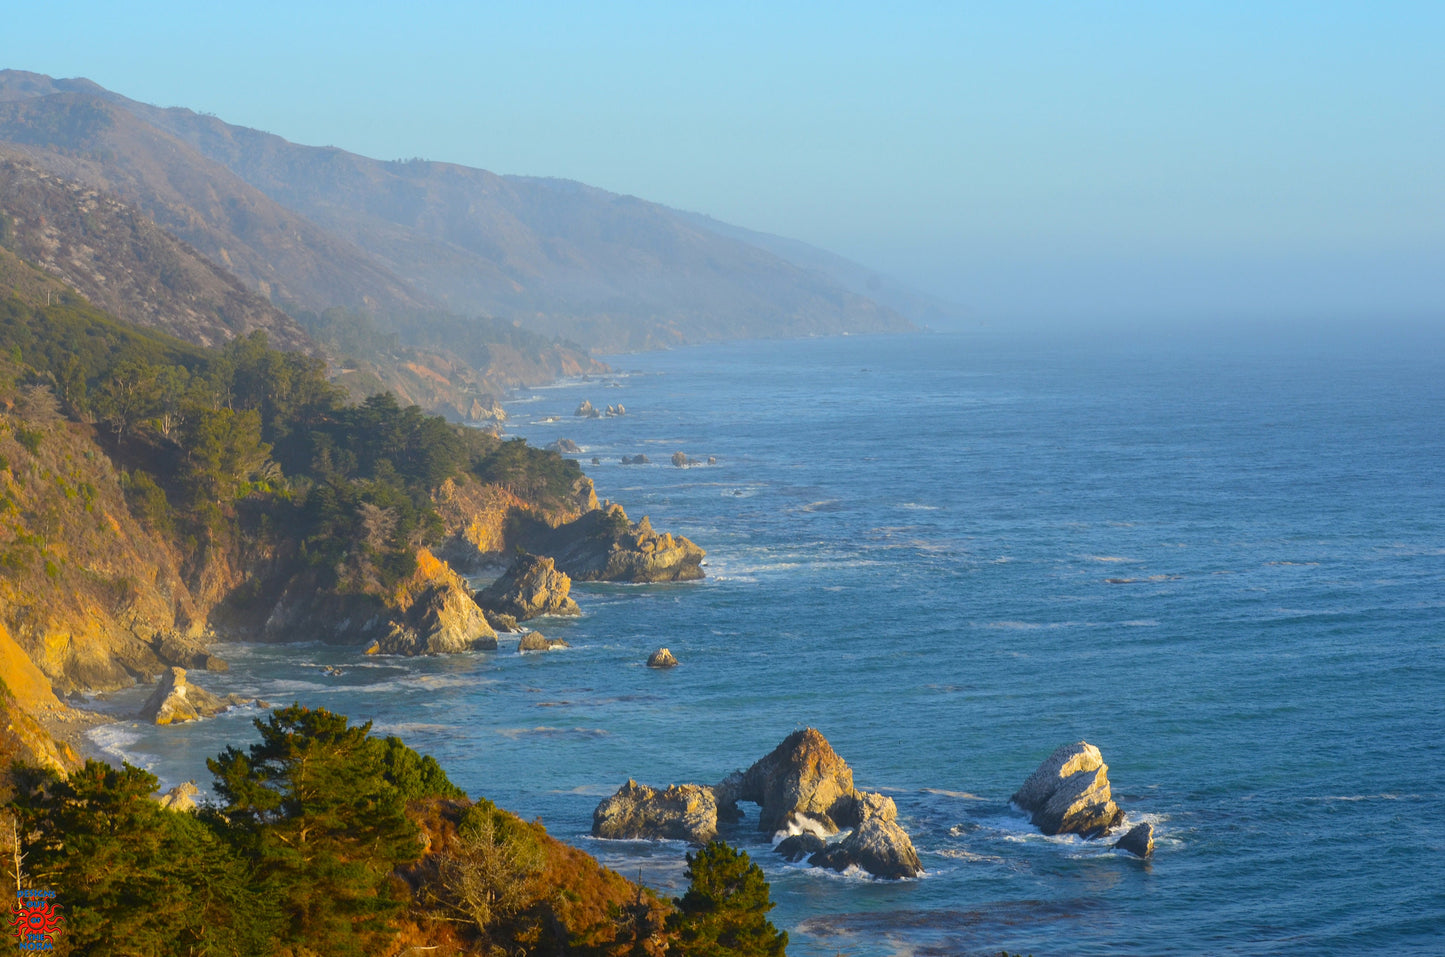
[1012,741,1152,858]
[593,728,923,879]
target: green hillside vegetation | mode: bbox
[0,253,596,708]
[6,705,702,955]
[0,277,584,573]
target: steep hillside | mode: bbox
[0,86,430,317]
[0,70,916,351]
[0,152,598,420]
[0,152,313,350]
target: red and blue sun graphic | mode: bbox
[11,895,63,947]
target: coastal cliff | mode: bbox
[0,250,704,766]
[511,504,706,583]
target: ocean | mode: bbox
[91,327,1445,955]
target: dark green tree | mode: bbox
[669,840,787,957]
[206,705,437,956]
[11,760,276,956]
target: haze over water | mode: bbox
[99,329,1445,955]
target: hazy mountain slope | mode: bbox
[0,152,313,350]
[0,86,431,318]
[0,71,914,351]
[129,107,913,349]
[672,209,964,326]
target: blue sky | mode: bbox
[4,1,1442,325]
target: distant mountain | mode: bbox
[0,151,597,420]
[0,70,919,351]
[0,80,432,318]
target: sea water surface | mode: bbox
[94,328,1445,955]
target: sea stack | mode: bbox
[1011,741,1123,838]
[647,647,679,668]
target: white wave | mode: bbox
[920,788,987,800]
[495,726,609,739]
[894,502,941,511]
[1317,793,1423,802]
[772,816,833,843]
[1084,555,1134,563]
[369,722,457,737]
[933,848,1007,864]
[262,679,332,693]
[87,723,155,770]
[977,620,1080,631]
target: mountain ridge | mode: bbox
[0,69,927,351]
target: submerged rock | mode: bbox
[476,554,581,620]
[646,647,679,668]
[809,817,923,880]
[774,832,827,862]
[1114,821,1155,858]
[592,780,721,843]
[518,631,570,652]
[1011,741,1123,838]
[484,610,520,633]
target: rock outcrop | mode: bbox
[575,400,600,418]
[152,632,227,672]
[366,550,498,655]
[157,781,199,812]
[139,667,237,725]
[592,780,722,843]
[809,817,923,880]
[621,454,650,465]
[727,730,922,878]
[519,505,704,583]
[550,438,582,454]
[1114,822,1154,858]
[518,631,570,652]
[484,610,520,633]
[774,833,827,862]
[646,648,679,669]
[715,728,904,837]
[589,728,921,879]
[1011,741,1123,838]
[476,554,581,620]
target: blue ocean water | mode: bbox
[96,328,1445,955]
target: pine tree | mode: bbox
[207,705,433,956]
[11,760,276,956]
[669,840,787,956]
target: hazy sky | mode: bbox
[5,1,1442,326]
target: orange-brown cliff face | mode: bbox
[0,395,201,695]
